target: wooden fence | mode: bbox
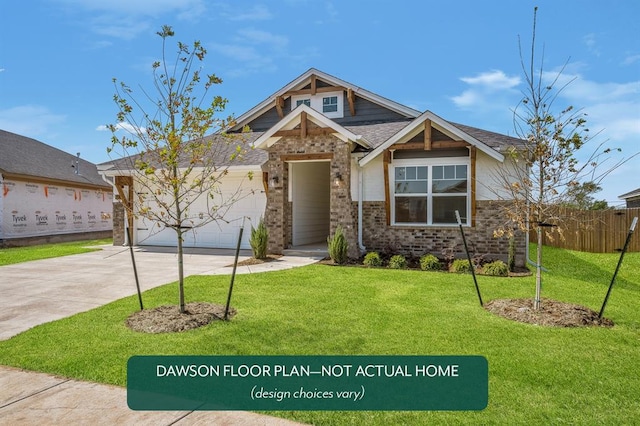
[530,208,640,253]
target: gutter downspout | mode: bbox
[354,154,366,253]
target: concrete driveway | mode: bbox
[0,244,320,425]
[0,244,321,340]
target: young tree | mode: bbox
[492,8,631,310]
[563,181,609,210]
[107,26,252,313]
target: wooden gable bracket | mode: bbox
[424,119,432,150]
[347,88,356,116]
[275,96,285,119]
[310,75,317,95]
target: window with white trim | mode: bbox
[291,91,344,118]
[391,158,470,226]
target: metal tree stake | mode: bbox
[455,210,483,307]
[599,216,638,318]
[224,217,246,321]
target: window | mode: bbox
[322,96,338,113]
[392,160,469,226]
[291,91,344,118]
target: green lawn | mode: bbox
[0,238,112,266]
[0,245,638,424]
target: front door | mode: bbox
[290,161,330,246]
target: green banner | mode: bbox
[127,355,487,411]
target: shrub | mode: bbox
[483,260,509,277]
[419,254,441,271]
[327,225,348,264]
[363,252,382,267]
[450,258,471,273]
[388,254,407,269]
[249,218,269,259]
[508,235,516,272]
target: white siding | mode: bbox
[352,156,386,202]
[292,162,330,245]
[475,151,522,201]
[134,170,266,249]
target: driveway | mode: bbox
[0,244,319,425]
[0,244,321,340]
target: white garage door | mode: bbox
[134,172,266,249]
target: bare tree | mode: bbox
[107,26,252,313]
[491,8,635,310]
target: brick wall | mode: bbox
[112,201,125,246]
[360,200,526,266]
[264,133,359,257]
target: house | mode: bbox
[100,69,526,265]
[619,188,640,208]
[0,129,113,246]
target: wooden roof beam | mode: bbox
[424,119,432,150]
[275,96,284,119]
[347,88,356,116]
[284,85,346,97]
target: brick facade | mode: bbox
[360,200,526,266]
[264,133,360,258]
[112,201,125,246]
[263,131,525,265]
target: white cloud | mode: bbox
[0,105,66,137]
[54,0,205,17]
[52,0,206,40]
[222,4,273,21]
[622,54,640,66]
[96,122,145,134]
[450,70,521,112]
[208,28,292,76]
[460,70,521,90]
[236,28,289,51]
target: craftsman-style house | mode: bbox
[100,68,526,265]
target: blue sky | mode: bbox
[1,0,638,205]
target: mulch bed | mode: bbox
[126,302,235,333]
[232,255,282,267]
[485,298,614,328]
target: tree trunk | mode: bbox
[535,226,542,310]
[178,229,185,313]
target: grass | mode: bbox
[0,244,639,424]
[0,238,112,266]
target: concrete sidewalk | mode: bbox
[0,366,304,425]
[0,244,320,425]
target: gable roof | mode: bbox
[252,103,370,149]
[0,129,110,188]
[619,187,640,200]
[358,111,510,165]
[231,68,421,132]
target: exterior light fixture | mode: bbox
[334,173,343,186]
[269,175,279,188]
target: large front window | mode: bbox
[392,160,469,226]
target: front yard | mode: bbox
[0,245,638,424]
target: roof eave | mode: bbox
[232,68,421,132]
[359,111,505,167]
[252,104,370,149]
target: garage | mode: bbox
[133,171,267,250]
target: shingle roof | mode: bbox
[0,129,110,188]
[344,120,413,149]
[100,132,268,171]
[451,122,525,151]
[619,187,640,200]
